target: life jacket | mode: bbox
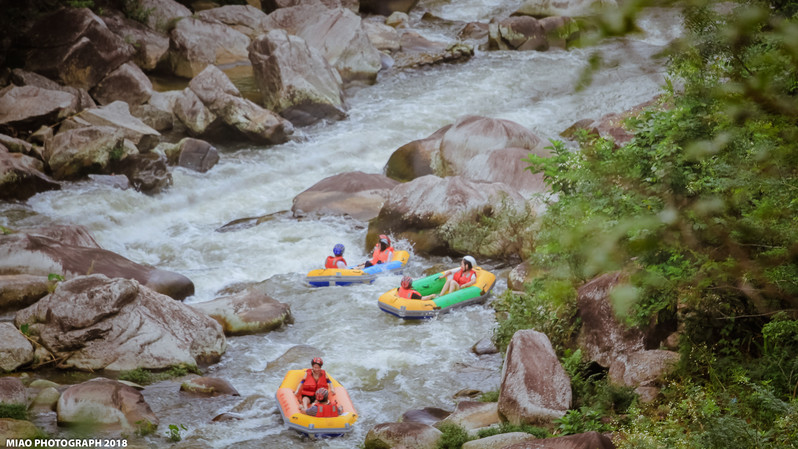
[397,286,421,299]
[325,255,346,269]
[453,268,476,286]
[313,402,340,418]
[300,369,328,397]
[369,245,394,265]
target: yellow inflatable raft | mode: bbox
[275,369,358,437]
[378,267,496,319]
[305,250,410,287]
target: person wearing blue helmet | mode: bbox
[325,243,347,269]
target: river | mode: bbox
[0,2,681,447]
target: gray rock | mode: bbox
[0,325,34,372]
[292,171,399,220]
[57,378,158,431]
[191,286,292,335]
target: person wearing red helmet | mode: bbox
[439,256,478,296]
[294,357,334,411]
[304,388,343,417]
[397,275,436,300]
[358,234,394,268]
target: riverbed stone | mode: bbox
[30,386,61,411]
[249,29,346,126]
[180,377,240,396]
[463,432,538,449]
[191,286,293,335]
[168,17,251,79]
[365,422,442,449]
[439,401,501,433]
[385,124,450,182]
[608,349,679,391]
[176,138,219,173]
[360,0,419,15]
[0,324,34,372]
[23,7,134,90]
[498,329,571,425]
[502,431,616,448]
[0,85,79,135]
[0,376,27,405]
[90,62,154,106]
[57,378,158,431]
[110,151,172,195]
[0,231,194,300]
[74,101,161,151]
[139,0,193,33]
[0,419,39,441]
[516,0,617,18]
[489,16,548,51]
[401,407,451,426]
[46,125,128,180]
[0,133,34,157]
[392,31,474,69]
[195,5,270,39]
[0,274,51,314]
[0,149,61,201]
[15,274,225,371]
[292,171,399,220]
[263,3,382,83]
[103,11,170,71]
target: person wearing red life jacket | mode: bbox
[397,276,436,300]
[294,357,333,411]
[325,243,347,269]
[305,388,343,417]
[358,235,394,268]
[439,255,478,296]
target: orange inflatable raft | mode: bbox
[275,369,358,437]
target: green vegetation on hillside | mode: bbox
[499,0,798,446]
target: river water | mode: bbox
[0,2,681,447]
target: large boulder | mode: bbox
[24,8,134,90]
[15,275,226,370]
[608,349,679,402]
[249,29,346,126]
[180,377,240,396]
[0,376,27,405]
[368,175,531,258]
[57,378,158,431]
[195,5,270,39]
[137,0,192,33]
[109,152,173,194]
[575,272,674,370]
[503,431,616,448]
[401,407,451,426]
[90,62,154,106]
[0,323,35,372]
[292,171,399,220]
[102,11,170,70]
[489,16,549,51]
[0,231,194,300]
[175,138,220,173]
[72,101,161,151]
[365,422,442,449]
[384,124,450,182]
[168,17,251,79]
[0,418,39,440]
[191,286,293,335]
[0,148,61,201]
[177,65,293,144]
[46,125,129,180]
[264,4,382,83]
[498,329,571,425]
[0,85,80,134]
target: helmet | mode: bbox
[463,255,476,268]
[379,234,390,246]
[333,244,344,256]
[315,388,329,401]
[312,357,323,367]
[401,276,412,289]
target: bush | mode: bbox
[477,422,550,439]
[435,422,473,449]
[0,403,27,420]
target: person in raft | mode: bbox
[325,243,347,269]
[305,388,343,417]
[357,234,394,268]
[294,357,333,411]
[398,275,437,300]
[438,255,478,296]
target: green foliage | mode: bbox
[0,225,12,235]
[118,364,200,385]
[19,323,30,336]
[555,407,610,435]
[0,403,27,420]
[435,422,473,449]
[478,389,499,402]
[165,424,187,442]
[123,0,154,24]
[47,273,64,282]
[134,420,157,437]
[65,0,94,8]
[476,422,550,439]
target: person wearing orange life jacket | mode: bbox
[305,388,343,417]
[358,235,394,268]
[438,255,478,296]
[397,276,436,300]
[294,357,334,411]
[325,243,347,269]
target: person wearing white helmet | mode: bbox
[438,255,478,296]
[358,234,394,268]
